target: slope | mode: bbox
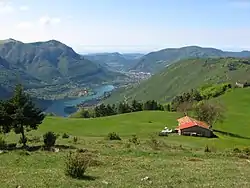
[0,39,120,86]
[214,87,250,138]
[105,57,250,104]
[132,46,250,73]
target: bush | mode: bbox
[62,133,70,139]
[43,131,57,148]
[0,136,6,150]
[233,147,241,153]
[73,136,78,144]
[7,143,17,149]
[65,151,91,179]
[148,136,160,150]
[28,136,41,143]
[204,145,211,152]
[107,132,121,140]
[19,135,28,146]
[243,147,250,155]
[129,135,140,145]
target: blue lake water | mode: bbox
[45,85,114,117]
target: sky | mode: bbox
[1,0,250,53]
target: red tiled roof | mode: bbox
[176,116,209,130]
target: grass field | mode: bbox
[1,88,250,187]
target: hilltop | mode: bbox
[0,39,123,99]
[132,46,250,73]
[105,57,250,104]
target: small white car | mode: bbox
[159,127,173,136]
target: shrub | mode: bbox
[204,145,211,153]
[19,135,28,146]
[125,143,131,148]
[107,132,121,140]
[233,147,241,153]
[62,133,70,139]
[28,136,41,143]
[0,136,6,150]
[65,152,91,179]
[129,135,140,145]
[73,136,78,144]
[148,136,160,150]
[7,143,17,149]
[243,147,250,155]
[43,131,57,148]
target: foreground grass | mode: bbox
[1,107,250,187]
[1,136,250,188]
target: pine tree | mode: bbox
[94,106,101,117]
[131,100,143,112]
[0,100,13,133]
[106,104,115,116]
[99,104,107,117]
[9,84,45,147]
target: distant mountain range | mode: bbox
[85,52,144,71]
[0,39,123,98]
[131,46,250,73]
[105,57,250,104]
[2,39,250,103]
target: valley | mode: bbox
[2,2,250,187]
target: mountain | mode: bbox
[131,46,250,73]
[0,39,123,99]
[0,39,120,84]
[85,52,144,71]
[105,57,250,104]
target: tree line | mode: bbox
[0,84,45,147]
[76,100,164,118]
[170,83,231,112]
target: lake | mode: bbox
[45,85,114,117]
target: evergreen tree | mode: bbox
[118,102,131,114]
[0,100,13,133]
[9,84,45,147]
[131,100,143,112]
[165,104,171,111]
[106,104,116,116]
[79,110,90,118]
[112,104,117,114]
[143,101,151,110]
[94,106,101,117]
[99,104,107,117]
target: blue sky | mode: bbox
[1,0,250,53]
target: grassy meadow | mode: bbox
[1,88,250,187]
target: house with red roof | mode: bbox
[175,116,214,138]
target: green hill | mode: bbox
[2,88,250,187]
[213,87,250,138]
[105,57,250,104]
[0,39,120,85]
[0,39,123,99]
[132,46,250,73]
[38,87,250,148]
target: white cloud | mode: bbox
[39,16,61,26]
[0,1,14,13]
[16,21,32,29]
[19,5,29,11]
